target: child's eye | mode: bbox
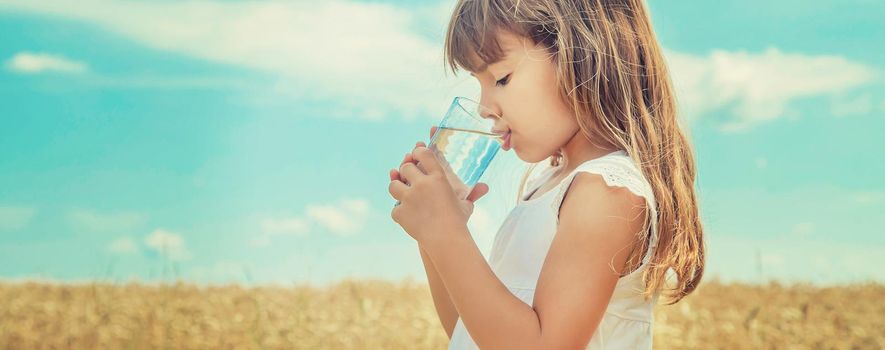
[495,74,511,87]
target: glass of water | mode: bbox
[395,96,505,206]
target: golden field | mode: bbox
[1,278,882,349]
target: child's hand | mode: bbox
[388,126,490,241]
[388,126,489,216]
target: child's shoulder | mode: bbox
[553,163,650,274]
[561,169,648,223]
[553,150,654,226]
[571,151,654,204]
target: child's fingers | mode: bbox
[466,182,489,202]
[430,126,437,138]
[389,179,408,201]
[396,141,426,175]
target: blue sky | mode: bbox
[0,0,883,287]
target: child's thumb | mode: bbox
[466,183,489,202]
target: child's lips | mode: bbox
[501,132,512,150]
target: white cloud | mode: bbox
[703,186,885,284]
[249,197,372,246]
[67,208,147,232]
[755,157,768,170]
[144,228,191,261]
[707,231,885,285]
[299,241,424,287]
[107,236,138,254]
[261,217,309,236]
[853,191,885,204]
[188,261,250,283]
[0,205,36,230]
[4,51,88,74]
[250,216,310,247]
[0,0,473,121]
[7,1,876,128]
[667,47,878,131]
[305,198,371,236]
[760,253,784,267]
[830,93,874,117]
[791,222,815,237]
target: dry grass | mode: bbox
[0,278,882,349]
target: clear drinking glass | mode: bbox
[394,96,505,206]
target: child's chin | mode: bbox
[515,149,548,164]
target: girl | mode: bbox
[387,0,705,348]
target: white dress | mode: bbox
[448,150,660,349]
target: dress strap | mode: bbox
[549,151,659,265]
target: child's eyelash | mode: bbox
[495,74,511,87]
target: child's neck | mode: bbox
[556,129,621,174]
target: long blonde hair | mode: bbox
[444,0,704,305]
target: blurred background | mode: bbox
[0,0,884,347]
[0,0,885,284]
[0,0,885,348]
[2,0,883,287]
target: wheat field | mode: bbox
[1,278,882,349]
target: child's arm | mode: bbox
[413,125,459,338]
[418,243,459,339]
[420,172,647,349]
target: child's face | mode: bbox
[469,30,578,164]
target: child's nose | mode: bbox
[473,99,506,131]
[474,99,501,120]
[478,108,504,125]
